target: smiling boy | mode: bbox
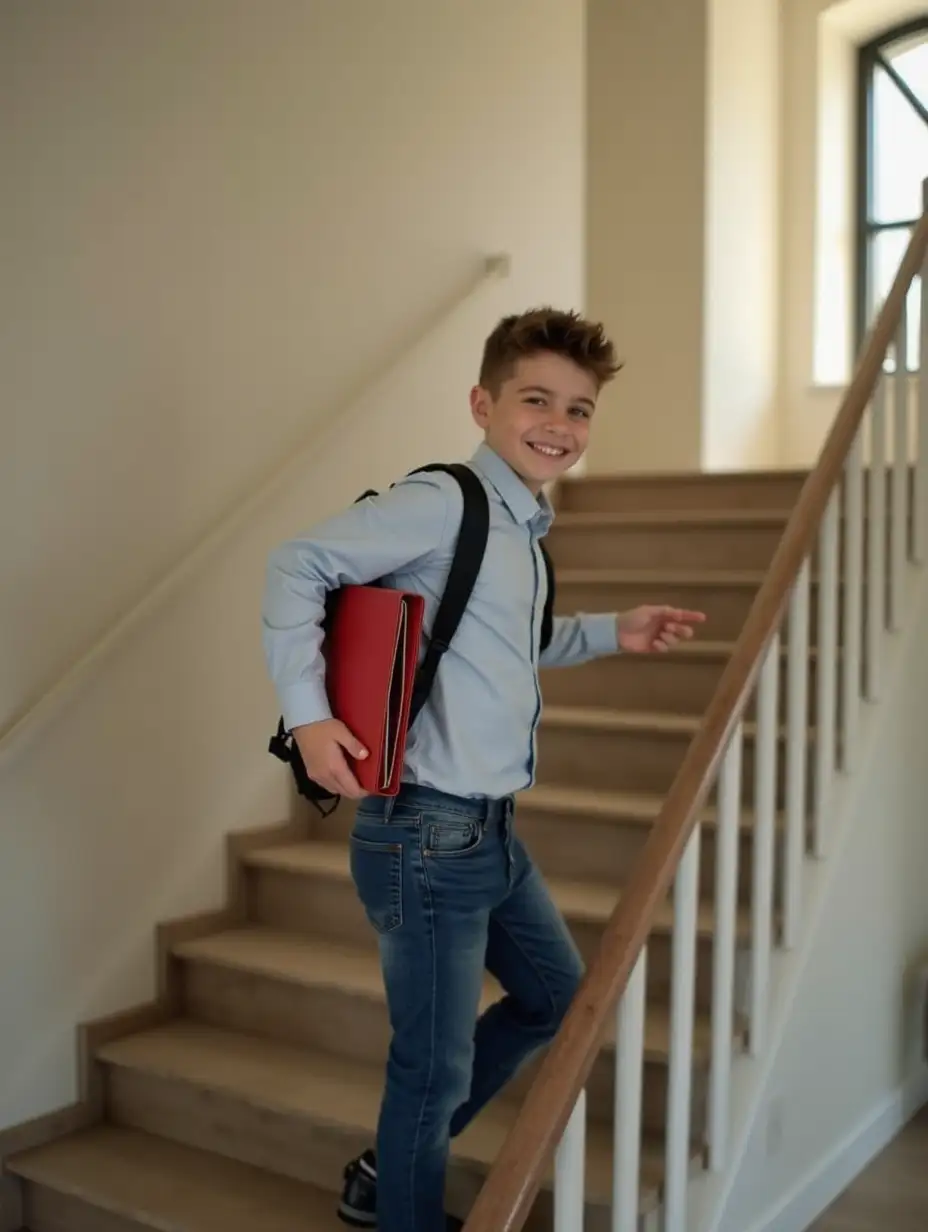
[262,308,704,1231]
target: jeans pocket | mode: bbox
[424,817,484,858]
[350,834,403,934]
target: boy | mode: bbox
[262,308,704,1232]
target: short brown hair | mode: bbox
[479,307,621,396]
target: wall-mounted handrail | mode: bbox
[0,255,511,768]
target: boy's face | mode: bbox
[469,352,597,494]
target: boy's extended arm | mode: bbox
[262,474,455,730]
[539,612,618,669]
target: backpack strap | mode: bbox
[539,538,555,654]
[406,462,490,725]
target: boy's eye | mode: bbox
[570,406,591,419]
[525,396,546,406]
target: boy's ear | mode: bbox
[470,384,491,430]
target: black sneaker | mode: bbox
[336,1150,466,1230]
[337,1150,377,1227]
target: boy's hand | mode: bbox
[617,606,706,653]
[292,719,369,798]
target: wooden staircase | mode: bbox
[5,468,810,1232]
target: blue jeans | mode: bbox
[350,784,585,1232]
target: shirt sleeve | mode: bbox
[262,473,457,729]
[539,613,619,669]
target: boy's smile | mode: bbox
[469,352,597,494]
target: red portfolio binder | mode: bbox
[325,586,425,796]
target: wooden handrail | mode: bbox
[463,212,928,1232]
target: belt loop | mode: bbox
[383,794,396,822]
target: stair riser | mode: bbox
[535,723,813,808]
[556,578,868,647]
[509,1047,708,1136]
[550,516,896,574]
[540,653,818,722]
[560,474,807,514]
[23,1183,146,1232]
[547,523,786,571]
[556,579,760,642]
[515,807,759,905]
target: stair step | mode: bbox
[8,1124,343,1231]
[241,843,749,944]
[521,782,735,827]
[92,1020,665,1209]
[173,925,719,1061]
[553,510,791,528]
[558,567,767,586]
[559,469,808,514]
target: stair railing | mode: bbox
[463,197,928,1231]
[0,255,510,769]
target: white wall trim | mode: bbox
[743,1068,928,1232]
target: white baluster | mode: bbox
[709,725,743,1170]
[554,1088,586,1231]
[813,491,839,858]
[915,178,928,564]
[613,949,647,1232]
[664,825,701,1230]
[750,632,779,1056]
[866,380,887,700]
[783,561,810,950]
[890,303,909,630]
[841,430,864,763]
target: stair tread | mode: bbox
[554,509,789,528]
[8,1123,344,1230]
[173,924,721,1058]
[542,704,706,734]
[93,1022,667,1207]
[521,781,746,827]
[243,841,749,944]
[542,637,813,662]
[558,566,767,584]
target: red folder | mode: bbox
[324,586,425,796]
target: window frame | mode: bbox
[855,14,928,357]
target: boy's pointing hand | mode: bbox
[617,606,706,654]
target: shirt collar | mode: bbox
[470,442,553,529]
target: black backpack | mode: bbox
[268,462,556,812]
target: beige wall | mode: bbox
[585,0,708,473]
[703,0,781,471]
[0,0,585,1129]
[586,0,781,475]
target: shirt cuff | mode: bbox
[279,680,332,731]
[583,611,620,657]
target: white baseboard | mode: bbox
[744,1067,928,1232]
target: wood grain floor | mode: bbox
[810,1105,928,1230]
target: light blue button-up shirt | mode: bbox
[262,442,618,798]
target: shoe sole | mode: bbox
[337,1204,377,1228]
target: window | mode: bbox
[856,17,928,370]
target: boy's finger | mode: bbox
[330,748,365,798]
[335,723,369,761]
